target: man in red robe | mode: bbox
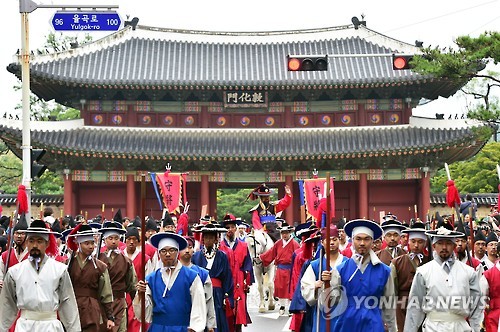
[248,184,292,241]
[219,217,254,332]
[123,226,153,332]
[260,220,300,315]
[481,258,500,332]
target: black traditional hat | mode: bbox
[486,231,498,245]
[13,214,28,232]
[21,219,61,238]
[162,211,175,228]
[113,209,123,224]
[199,215,212,224]
[61,228,72,243]
[402,221,427,240]
[146,218,159,232]
[345,219,383,240]
[337,218,346,230]
[150,232,188,251]
[253,183,271,197]
[295,222,313,237]
[474,230,487,243]
[221,215,240,228]
[200,223,227,234]
[125,226,140,240]
[132,216,142,228]
[381,219,407,234]
[277,220,294,232]
[382,212,398,222]
[425,227,464,243]
[99,221,126,237]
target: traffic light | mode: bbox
[31,149,47,180]
[392,54,413,70]
[287,55,328,71]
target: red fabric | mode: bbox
[289,248,307,299]
[290,313,304,332]
[176,212,189,236]
[17,185,28,215]
[66,223,83,252]
[219,240,253,325]
[156,172,182,213]
[446,180,461,208]
[483,265,500,332]
[260,238,300,299]
[304,179,335,222]
[46,232,59,257]
[341,243,353,258]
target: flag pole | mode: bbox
[140,174,146,331]
[325,172,331,332]
[444,163,473,266]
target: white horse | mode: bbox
[246,228,276,313]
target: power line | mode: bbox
[383,0,498,34]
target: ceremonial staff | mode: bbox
[325,172,332,332]
[140,174,147,332]
[444,163,473,266]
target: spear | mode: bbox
[444,163,473,266]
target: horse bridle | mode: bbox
[249,232,269,266]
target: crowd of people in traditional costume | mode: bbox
[0,184,500,332]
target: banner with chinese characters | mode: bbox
[224,91,267,108]
[156,172,182,213]
[303,178,335,222]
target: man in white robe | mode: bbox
[404,227,484,332]
[0,219,81,331]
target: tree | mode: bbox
[430,142,500,194]
[0,32,90,194]
[216,188,260,221]
[412,32,500,125]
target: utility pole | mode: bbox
[18,0,119,220]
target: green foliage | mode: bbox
[412,32,500,125]
[430,142,500,193]
[32,170,64,195]
[0,142,22,194]
[216,188,261,221]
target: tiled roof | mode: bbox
[0,194,64,206]
[6,25,463,99]
[0,117,485,160]
[430,193,498,207]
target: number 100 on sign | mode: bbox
[51,11,122,31]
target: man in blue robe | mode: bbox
[302,219,397,332]
[135,232,207,331]
[192,224,234,332]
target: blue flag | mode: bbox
[298,179,305,206]
[150,172,163,210]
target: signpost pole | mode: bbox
[17,0,119,220]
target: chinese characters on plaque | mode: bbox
[224,91,268,108]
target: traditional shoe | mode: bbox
[279,306,285,315]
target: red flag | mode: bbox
[446,180,461,208]
[156,172,182,213]
[304,178,335,223]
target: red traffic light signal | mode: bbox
[287,55,328,71]
[392,54,413,70]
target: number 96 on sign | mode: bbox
[51,11,122,32]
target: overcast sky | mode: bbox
[1,0,498,118]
